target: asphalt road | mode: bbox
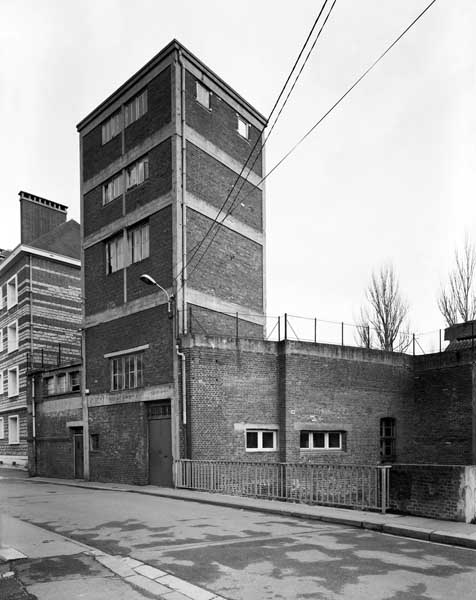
[1,472,476,599]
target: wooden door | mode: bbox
[148,402,172,486]
[74,433,84,479]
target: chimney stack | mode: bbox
[19,191,68,245]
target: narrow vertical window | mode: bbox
[237,115,249,139]
[380,418,396,461]
[128,222,150,264]
[125,90,148,127]
[196,82,210,109]
[7,276,17,309]
[8,415,19,444]
[106,235,124,274]
[126,156,149,190]
[103,173,123,205]
[101,111,121,144]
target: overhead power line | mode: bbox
[189,0,439,282]
[176,0,336,287]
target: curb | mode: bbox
[26,477,476,551]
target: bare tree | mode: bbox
[357,264,410,351]
[438,237,476,326]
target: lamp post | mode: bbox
[139,274,174,317]
[140,273,181,482]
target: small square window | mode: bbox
[245,429,277,452]
[237,116,249,139]
[90,434,99,451]
[196,82,210,109]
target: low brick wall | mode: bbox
[389,464,476,523]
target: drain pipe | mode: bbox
[176,344,187,457]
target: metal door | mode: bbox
[148,402,172,486]
[74,433,84,479]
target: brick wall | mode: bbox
[186,143,263,231]
[389,464,476,522]
[189,304,263,338]
[83,184,123,238]
[85,305,173,394]
[185,71,263,176]
[89,403,148,484]
[402,353,475,464]
[184,339,280,462]
[83,123,122,182]
[183,337,414,465]
[186,209,263,312]
[84,242,124,316]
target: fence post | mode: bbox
[367,325,370,349]
[379,466,390,514]
[284,313,288,341]
[314,318,317,344]
[341,322,344,346]
[278,316,281,341]
[235,312,239,339]
[412,333,415,356]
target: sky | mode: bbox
[1,0,474,342]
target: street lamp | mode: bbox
[139,274,174,316]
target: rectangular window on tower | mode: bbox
[106,235,124,274]
[126,156,149,190]
[125,90,148,127]
[103,173,123,205]
[128,222,149,264]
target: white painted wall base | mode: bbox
[0,455,28,469]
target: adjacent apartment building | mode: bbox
[77,40,267,485]
[0,192,81,468]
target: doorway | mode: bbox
[148,401,172,486]
[73,432,84,479]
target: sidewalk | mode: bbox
[27,475,476,550]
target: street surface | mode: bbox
[1,470,476,599]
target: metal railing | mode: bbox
[174,459,391,513]
[183,307,448,356]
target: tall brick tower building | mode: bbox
[77,40,266,485]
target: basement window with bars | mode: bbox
[380,417,396,462]
[245,429,277,452]
[110,352,144,391]
[300,431,344,451]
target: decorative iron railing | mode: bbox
[174,459,391,513]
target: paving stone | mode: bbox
[159,575,216,600]
[95,555,138,578]
[134,564,168,579]
[161,592,193,600]
[125,574,171,596]
[0,548,27,561]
